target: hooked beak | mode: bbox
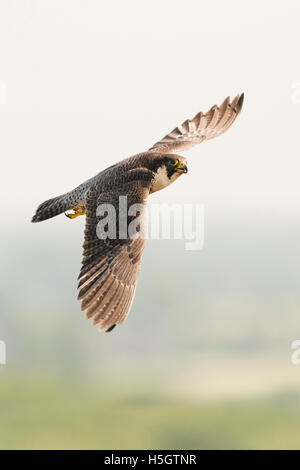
[175,161,188,173]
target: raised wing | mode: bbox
[150,93,244,153]
[78,169,153,332]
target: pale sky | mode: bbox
[0,0,300,374]
[0,0,299,222]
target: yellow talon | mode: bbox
[65,205,86,219]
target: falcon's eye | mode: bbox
[168,159,178,166]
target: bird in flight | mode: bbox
[32,93,244,333]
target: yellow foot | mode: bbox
[65,205,86,219]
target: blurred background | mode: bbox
[1,0,300,449]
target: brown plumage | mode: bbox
[32,93,244,332]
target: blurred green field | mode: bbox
[1,373,300,449]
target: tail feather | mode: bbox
[31,194,72,223]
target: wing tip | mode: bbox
[105,324,117,333]
[233,92,244,113]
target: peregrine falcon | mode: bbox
[32,94,244,332]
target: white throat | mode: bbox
[150,166,180,194]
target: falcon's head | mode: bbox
[150,154,188,194]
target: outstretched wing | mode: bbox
[150,93,244,153]
[78,169,153,332]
